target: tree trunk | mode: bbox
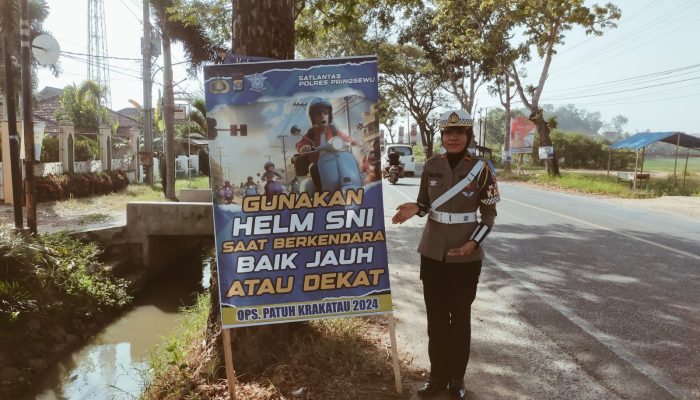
[217,0,297,375]
[530,108,560,176]
[232,0,295,59]
[504,104,512,173]
[162,31,177,199]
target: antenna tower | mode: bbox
[87,0,112,108]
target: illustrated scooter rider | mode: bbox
[361,137,382,183]
[261,161,284,196]
[293,97,362,192]
[295,98,357,162]
[243,175,258,197]
[219,180,234,204]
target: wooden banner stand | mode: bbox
[221,317,404,398]
[389,315,403,394]
[222,328,237,400]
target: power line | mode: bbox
[544,64,700,94]
[118,0,142,23]
[552,1,700,74]
[61,50,141,61]
[62,53,143,74]
[62,54,143,80]
[544,92,700,108]
[557,0,660,56]
[539,76,700,102]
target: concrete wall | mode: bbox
[126,202,213,268]
[180,189,212,202]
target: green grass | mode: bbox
[638,156,700,173]
[175,176,211,191]
[501,170,700,198]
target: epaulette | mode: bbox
[425,153,442,165]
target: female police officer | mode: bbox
[392,109,500,399]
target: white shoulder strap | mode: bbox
[431,160,485,210]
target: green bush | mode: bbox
[40,135,59,162]
[35,170,129,202]
[75,135,99,161]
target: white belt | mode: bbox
[429,210,477,224]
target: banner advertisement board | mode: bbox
[510,117,536,154]
[204,56,392,328]
[501,150,512,162]
[538,146,554,160]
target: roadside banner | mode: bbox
[204,56,392,328]
[539,146,554,160]
[510,116,536,154]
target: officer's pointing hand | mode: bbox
[447,240,478,257]
[392,202,418,224]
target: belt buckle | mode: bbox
[447,213,452,224]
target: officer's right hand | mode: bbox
[392,203,418,224]
[300,145,312,153]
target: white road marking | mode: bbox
[502,197,700,261]
[486,253,696,400]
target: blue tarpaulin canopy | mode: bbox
[607,131,700,190]
[610,131,700,150]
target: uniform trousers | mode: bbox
[420,255,482,382]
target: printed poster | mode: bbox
[510,116,536,154]
[204,56,392,328]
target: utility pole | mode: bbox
[217,145,224,182]
[142,0,154,184]
[276,134,288,181]
[20,0,36,234]
[2,29,23,230]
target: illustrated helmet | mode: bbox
[307,97,333,124]
[264,161,275,170]
[438,109,473,131]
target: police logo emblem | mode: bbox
[448,112,459,124]
[210,79,230,94]
[232,73,244,91]
[429,179,439,187]
[246,73,267,92]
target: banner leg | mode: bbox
[388,315,403,394]
[222,328,237,400]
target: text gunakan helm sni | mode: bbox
[438,109,473,131]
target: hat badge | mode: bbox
[448,112,459,123]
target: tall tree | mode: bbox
[54,80,111,132]
[232,0,295,59]
[152,0,223,199]
[380,43,445,157]
[0,0,58,95]
[505,0,621,175]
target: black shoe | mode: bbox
[448,379,466,399]
[417,379,447,398]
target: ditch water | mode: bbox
[19,260,212,400]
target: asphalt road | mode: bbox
[383,177,700,400]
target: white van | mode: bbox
[382,144,416,177]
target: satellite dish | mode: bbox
[32,34,60,66]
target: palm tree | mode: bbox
[54,80,111,133]
[151,0,223,200]
[0,0,58,95]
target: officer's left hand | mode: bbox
[447,240,478,257]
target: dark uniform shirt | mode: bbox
[417,153,500,263]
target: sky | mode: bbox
[36,0,700,134]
